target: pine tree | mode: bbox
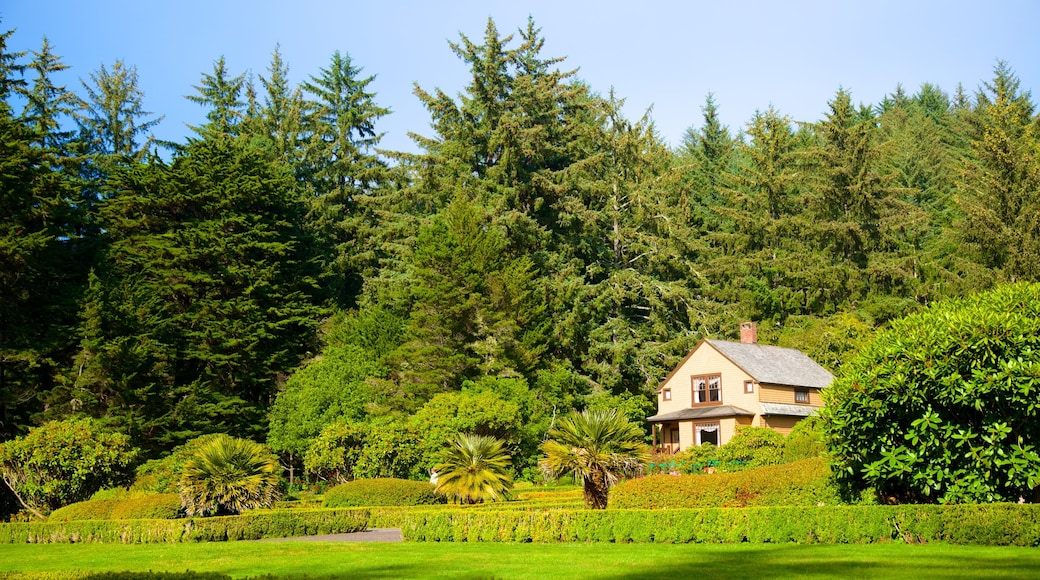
[186,56,246,138]
[76,60,163,160]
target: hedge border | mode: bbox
[395,504,1040,546]
[0,508,369,544]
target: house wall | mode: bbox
[657,342,762,414]
[758,384,824,406]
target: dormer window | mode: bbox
[692,374,721,405]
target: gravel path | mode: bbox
[259,527,404,543]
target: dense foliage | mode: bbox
[434,434,514,504]
[322,478,444,507]
[823,283,1040,504]
[1,14,1038,494]
[48,493,181,521]
[0,418,136,518]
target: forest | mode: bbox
[1,17,1038,484]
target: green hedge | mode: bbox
[0,508,368,544]
[396,504,1040,545]
[609,457,841,508]
[49,494,182,521]
[323,478,445,507]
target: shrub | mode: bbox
[608,457,841,509]
[179,435,281,516]
[784,416,827,462]
[671,444,719,475]
[48,494,182,521]
[394,504,1040,545]
[323,478,445,507]
[435,434,513,504]
[0,418,137,519]
[824,283,1040,504]
[302,421,366,484]
[714,426,785,471]
[0,508,369,544]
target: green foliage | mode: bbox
[0,508,369,544]
[178,435,281,517]
[540,409,649,509]
[132,435,222,494]
[714,426,785,471]
[823,283,1040,504]
[48,493,181,521]
[395,504,1040,545]
[0,418,137,519]
[435,434,513,504]
[323,478,444,508]
[784,416,828,463]
[610,458,841,509]
[669,444,719,475]
[410,387,524,472]
[302,421,367,483]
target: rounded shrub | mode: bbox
[323,478,446,507]
[48,493,181,521]
[714,426,785,471]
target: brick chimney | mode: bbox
[740,321,757,344]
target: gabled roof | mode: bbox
[647,405,755,423]
[705,339,834,389]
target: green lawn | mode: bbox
[2,541,1040,579]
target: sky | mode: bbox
[2,1,1038,154]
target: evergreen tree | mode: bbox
[76,60,163,161]
[957,61,1040,282]
[67,134,323,453]
[19,37,79,150]
[186,56,246,138]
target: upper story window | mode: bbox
[662,388,672,401]
[744,380,754,394]
[795,389,810,404]
[692,374,721,405]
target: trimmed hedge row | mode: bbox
[0,508,368,544]
[396,504,1040,546]
[609,457,842,508]
[323,478,445,507]
[49,494,182,521]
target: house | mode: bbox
[647,322,834,453]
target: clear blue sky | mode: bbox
[3,1,1038,154]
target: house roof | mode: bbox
[759,402,822,417]
[647,405,756,423]
[704,339,834,389]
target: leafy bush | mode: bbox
[670,444,719,474]
[0,418,137,518]
[0,508,369,544]
[784,416,827,462]
[394,504,1040,545]
[323,478,445,507]
[179,435,281,516]
[302,421,367,484]
[823,283,1040,504]
[714,426,785,471]
[609,457,841,509]
[48,494,182,521]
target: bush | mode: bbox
[0,419,137,518]
[784,416,827,462]
[670,444,719,474]
[823,283,1040,504]
[133,434,223,494]
[323,478,445,507]
[394,504,1040,545]
[714,426,785,471]
[48,494,182,521]
[608,457,842,509]
[0,508,369,544]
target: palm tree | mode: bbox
[540,409,649,509]
[434,434,513,504]
[179,434,281,516]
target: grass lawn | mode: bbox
[1,541,1039,579]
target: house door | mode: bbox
[695,422,719,446]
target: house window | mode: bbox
[692,374,721,405]
[662,388,672,401]
[795,389,810,403]
[744,380,754,394]
[695,422,720,446]
[670,428,680,444]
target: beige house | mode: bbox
[648,322,834,453]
